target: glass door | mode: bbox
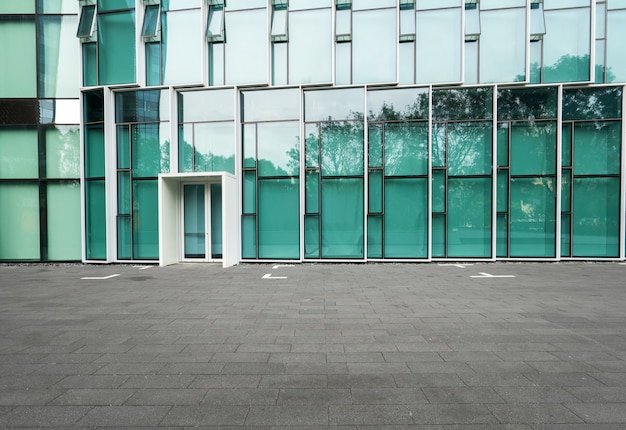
[183,183,206,259]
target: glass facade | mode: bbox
[1,0,626,263]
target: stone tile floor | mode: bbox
[1,262,625,429]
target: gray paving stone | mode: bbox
[260,374,328,388]
[277,388,351,405]
[327,374,397,388]
[493,386,580,403]
[53,374,130,389]
[421,387,504,404]
[157,363,224,374]
[120,374,195,388]
[190,375,261,388]
[0,389,64,406]
[394,373,466,388]
[0,406,90,427]
[77,405,171,426]
[125,388,208,405]
[329,405,415,425]
[565,403,626,423]
[350,388,428,404]
[246,405,329,426]
[565,386,626,402]
[486,404,583,424]
[160,405,250,426]
[408,404,500,425]
[49,388,135,405]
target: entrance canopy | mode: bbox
[158,172,239,268]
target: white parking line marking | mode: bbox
[81,274,120,280]
[263,273,287,279]
[272,264,295,269]
[438,263,474,269]
[133,266,152,270]
[470,272,515,278]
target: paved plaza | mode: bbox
[1,262,626,429]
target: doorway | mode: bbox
[182,182,222,261]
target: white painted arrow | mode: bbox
[438,263,474,269]
[263,273,287,279]
[470,272,515,278]
[81,274,120,280]
[272,264,295,269]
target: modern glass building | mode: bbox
[1,0,625,265]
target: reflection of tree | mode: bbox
[524,54,615,84]
[306,119,364,177]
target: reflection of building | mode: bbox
[1,0,625,264]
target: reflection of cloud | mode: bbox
[257,122,299,175]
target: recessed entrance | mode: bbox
[158,172,238,268]
[182,183,222,261]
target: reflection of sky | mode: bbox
[368,88,428,118]
[257,122,299,173]
[305,88,363,121]
[195,122,235,158]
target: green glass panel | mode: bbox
[117,216,131,260]
[304,215,320,258]
[98,11,136,85]
[183,184,206,258]
[562,123,572,167]
[432,214,445,258]
[97,0,134,12]
[305,170,319,214]
[529,40,542,84]
[364,169,382,216]
[384,122,428,176]
[194,122,235,174]
[243,123,256,168]
[321,122,364,177]
[179,89,234,122]
[132,123,166,178]
[118,171,130,215]
[0,2,35,13]
[321,178,364,258]
[85,180,106,260]
[289,8,333,84]
[243,170,256,214]
[224,8,267,85]
[607,9,626,83]
[306,170,319,214]
[117,126,130,169]
[432,88,493,121]
[497,87,558,121]
[509,177,556,257]
[0,129,39,179]
[399,42,415,85]
[258,178,300,259]
[497,124,509,167]
[241,215,257,259]
[496,213,508,258]
[162,9,203,85]
[415,8,462,84]
[305,88,364,122]
[352,8,397,84]
[573,122,621,175]
[242,89,300,122]
[510,122,557,176]
[142,5,160,37]
[45,126,80,179]
[83,90,103,124]
[497,170,508,213]
[464,40,478,85]
[257,122,300,177]
[0,184,40,260]
[447,122,492,176]
[561,170,571,213]
[37,0,78,14]
[305,124,319,168]
[162,0,201,11]
[116,90,169,123]
[0,18,37,97]
[561,213,571,257]
[209,42,224,86]
[210,184,222,258]
[447,177,492,258]
[178,124,193,173]
[432,169,446,213]
[132,180,159,259]
[572,177,620,257]
[367,215,382,258]
[563,87,622,121]
[367,88,429,121]
[384,178,427,258]
[335,41,350,86]
[595,39,606,84]
[39,15,80,98]
[479,8,526,83]
[146,42,161,86]
[432,124,446,168]
[368,125,382,168]
[543,7,591,83]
